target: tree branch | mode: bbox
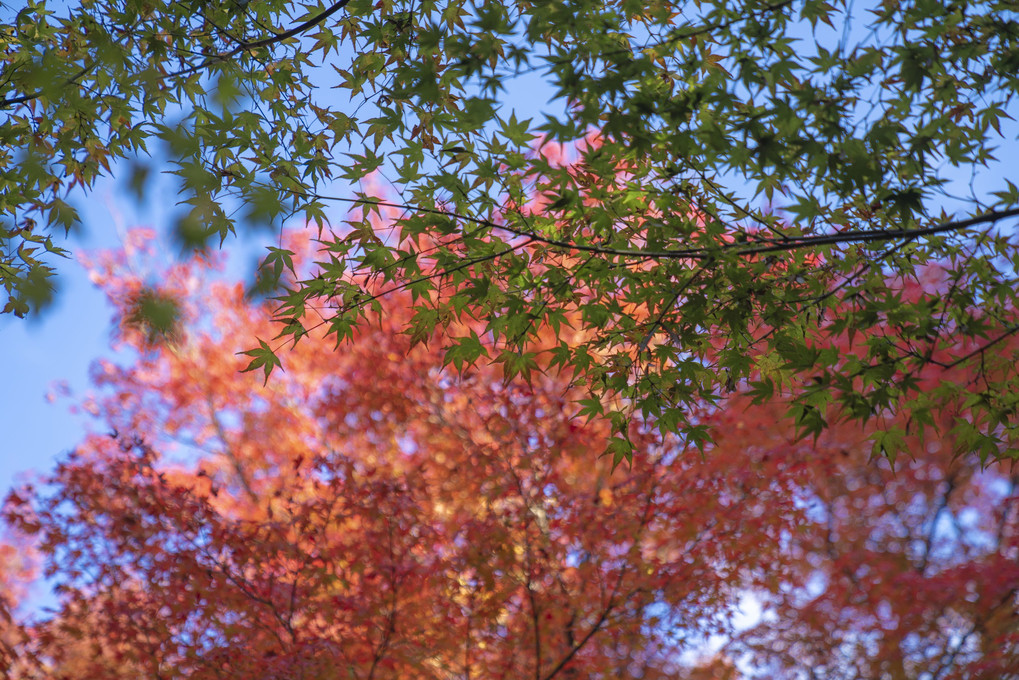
[918,472,956,574]
[166,0,354,80]
[0,0,353,108]
[309,191,1019,262]
[0,63,96,108]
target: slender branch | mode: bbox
[309,191,1019,261]
[165,0,354,80]
[944,323,1019,370]
[664,0,797,43]
[527,569,543,680]
[495,206,1019,259]
[0,0,353,108]
[514,0,797,79]
[366,520,399,680]
[270,239,533,353]
[918,472,956,574]
[242,0,351,50]
[539,605,613,680]
[930,586,1018,680]
[540,458,663,680]
[0,63,97,108]
[636,258,712,354]
[204,393,260,504]
[995,474,1018,550]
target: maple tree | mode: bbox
[2,0,1019,459]
[718,396,1019,679]
[0,531,34,676]
[2,230,1017,679]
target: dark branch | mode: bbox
[241,0,352,50]
[167,0,354,80]
[0,63,96,109]
[309,191,1019,261]
[0,0,353,108]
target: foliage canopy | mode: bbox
[2,233,1017,678]
[2,0,1019,458]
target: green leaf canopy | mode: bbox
[3,0,1019,460]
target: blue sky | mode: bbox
[1,248,107,492]
[0,178,279,496]
[0,188,162,493]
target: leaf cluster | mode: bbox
[3,0,1019,459]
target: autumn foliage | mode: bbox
[2,228,1017,679]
